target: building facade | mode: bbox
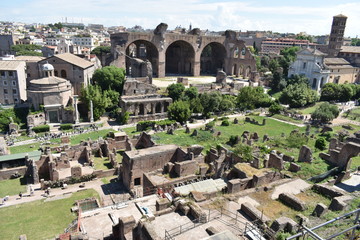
[261,38,317,55]
[288,48,330,91]
[0,60,26,104]
[325,58,359,84]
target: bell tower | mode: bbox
[328,14,347,57]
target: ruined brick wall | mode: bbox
[174,160,197,177]
[0,166,27,180]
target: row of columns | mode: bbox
[127,101,169,116]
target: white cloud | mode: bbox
[2,0,360,36]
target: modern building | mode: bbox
[327,14,347,57]
[288,48,330,91]
[0,60,26,104]
[261,38,317,55]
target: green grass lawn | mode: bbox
[152,116,303,151]
[0,189,99,240]
[0,178,27,196]
[10,129,113,154]
[93,156,112,170]
[342,107,360,122]
[271,114,304,124]
[298,101,326,115]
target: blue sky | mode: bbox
[1,0,359,37]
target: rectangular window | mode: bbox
[12,81,16,86]
[303,62,306,69]
[4,89,8,94]
[0,71,5,77]
[8,71,13,77]
[3,81,7,86]
[12,89,17,94]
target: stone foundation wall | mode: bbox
[0,166,27,180]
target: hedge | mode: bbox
[60,123,73,130]
[32,124,50,133]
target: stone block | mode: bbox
[279,193,306,211]
[312,203,328,217]
[174,160,197,177]
[71,165,82,178]
[270,216,298,233]
[156,198,170,211]
[329,195,353,211]
[187,145,204,157]
[288,163,301,172]
[241,202,270,224]
[206,226,219,236]
[312,184,344,199]
[268,153,283,170]
[298,145,313,162]
[119,215,136,236]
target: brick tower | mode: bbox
[328,14,347,57]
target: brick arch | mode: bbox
[200,42,227,75]
[165,40,195,75]
[125,40,159,77]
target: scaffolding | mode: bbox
[286,208,360,240]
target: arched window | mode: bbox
[61,70,67,79]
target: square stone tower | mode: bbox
[328,14,347,57]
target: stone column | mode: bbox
[74,95,79,124]
[193,61,200,76]
[90,100,94,123]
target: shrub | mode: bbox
[228,135,239,146]
[193,130,213,142]
[156,119,176,126]
[117,111,130,125]
[311,103,339,123]
[286,130,308,148]
[269,102,283,115]
[32,124,50,133]
[315,137,327,150]
[136,120,155,131]
[221,119,230,126]
[60,123,73,131]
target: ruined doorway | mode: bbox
[200,42,226,75]
[126,40,159,77]
[139,103,145,115]
[166,40,195,76]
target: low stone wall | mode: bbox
[241,202,270,224]
[0,166,27,180]
[93,169,116,178]
[227,178,252,193]
[189,202,207,223]
[279,193,306,211]
[312,184,344,199]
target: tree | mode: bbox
[339,84,354,102]
[219,95,236,112]
[311,102,339,123]
[200,92,222,117]
[80,85,109,121]
[167,100,192,124]
[91,66,126,93]
[278,46,300,76]
[103,89,120,111]
[269,102,283,115]
[11,44,42,56]
[268,59,280,74]
[167,83,185,101]
[189,97,203,113]
[233,143,253,162]
[237,86,272,110]
[270,71,286,92]
[184,86,198,100]
[279,83,318,108]
[287,74,309,86]
[321,83,355,102]
[91,46,111,57]
[320,83,340,101]
[315,138,327,150]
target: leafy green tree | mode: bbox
[269,102,283,115]
[167,83,185,101]
[351,38,360,46]
[339,84,354,102]
[189,97,203,113]
[287,74,309,86]
[219,95,236,112]
[233,143,253,162]
[200,92,222,117]
[103,89,120,110]
[184,86,198,100]
[237,86,272,110]
[268,59,280,74]
[320,83,339,101]
[280,83,318,108]
[11,44,42,56]
[278,46,300,76]
[315,137,327,150]
[92,66,126,93]
[167,100,192,124]
[91,46,111,57]
[311,102,339,123]
[80,85,109,121]
[270,71,287,92]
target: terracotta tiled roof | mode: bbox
[324,58,350,65]
[53,53,94,69]
[0,60,25,70]
[340,46,360,53]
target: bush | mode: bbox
[167,100,191,124]
[60,124,73,130]
[315,137,327,150]
[156,119,176,126]
[269,102,283,115]
[221,119,230,126]
[32,125,49,133]
[117,111,130,125]
[228,135,239,146]
[136,120,155,131]
[286,130,308,148]
[311,102,339,123]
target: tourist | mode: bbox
[19,192,22,199]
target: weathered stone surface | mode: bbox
[329,195,353,211]
[191,129,198,137]
[71,165,82,178]
[312,184,344,199]
[263,134,269,142]
[288,163,301,172]
[187,145,204,157]
[270,216,298,233]
[312,203,328,217]
[321,125,333,134]
[233,118,238,124]
[268,153,284,170]
[296,214,309,225]
[185,126,190,134]
[206,226,219,235]
[216,70,227,84]
[298,145,313,162]
[241,202,270,224]
[279,193,306,211]
[156,198,170,211]
[283,155,294,162]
